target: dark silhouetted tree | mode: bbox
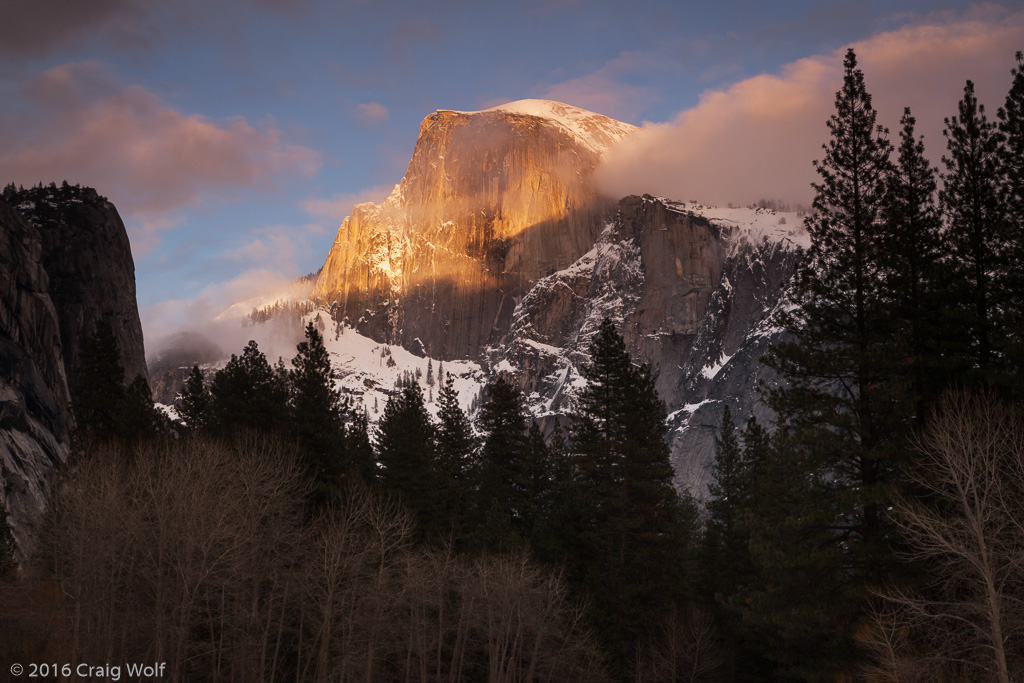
[941,80,1008,386]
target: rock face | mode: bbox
[0,197,73,559]
[312,101,808,495]
[498,197,804,492]
[314,100,637,358]
[15,185,148,393]
[0,184,147,558]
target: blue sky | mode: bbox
[1,1,1020,348]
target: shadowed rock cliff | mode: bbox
[0,183,147,558]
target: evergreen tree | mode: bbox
[941,79,1008,386]
[885,107,946,423]
[177,365,211,432]
[74,318,126,448]
[474,376,530,549]
[116,374,162,446]
[763,48,898,676]
[209,340,289,437]
[741,428,855,679]
[997,52,1024,388]
[702,406,752,607]
[376,383,442,540]
[345,408,377,485]
[435,374,476,533]
[568,318,692,667]
[290,323,347,504]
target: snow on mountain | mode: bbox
[311,313,486,421]
[442,99,640,156]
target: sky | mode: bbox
[1,0,1022,352]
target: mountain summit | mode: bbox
[307,101,806,491]
[313,100,638,358]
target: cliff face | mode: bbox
[0,184,147,558]
[0,197,72,558]
[314,100,637,358]
[497,196,804,491]
[309,101,808,495]
[16,186,148,391]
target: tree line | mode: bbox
[700,49,1024,680]
[1,316,711,681]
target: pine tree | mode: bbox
[997,52,1024,389]
[435,374,476,533]
[941,79,1008,386]
[763,48,898,676]
[474,376,530,549]
[74,318,126,449]
[376,383,442,539]
[703,406,751,603]
[116,374,162,446]
[209,340,289,437]
[568,318,692,666]
[426,358,435,386]
[177,365,212,432]
[885,107,946,423]
[345,408,377,486]
[290,323,347,504]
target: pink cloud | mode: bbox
[355,101,390,125]
[535,51,662,121]
[0,63,321,253]
[300,184,394,225]
[595,9,1024,207]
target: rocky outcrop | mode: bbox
[0,197,72,559]
[0,183,148,558]
[314,100,637,359]
[14,185,148,393]
[308,100,807,497]
[496,196,803,491]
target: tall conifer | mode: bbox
[941,80,1007,385]
[290,323,347,504]
[763,48,897,676]
[886,107,945,422]
[998,52,1024,388]
[376,383,441,539]
[177,365,211,433]
[568,318,691,668]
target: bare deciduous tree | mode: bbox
[869,391,1024,683]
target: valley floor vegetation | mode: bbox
[3,47,1024,682]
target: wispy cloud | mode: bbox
[595,8,1024,206]
[534,51,663,121]
[0,62,321,255]
[300,184,394,225]
[355,101,390,125]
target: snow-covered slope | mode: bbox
[453,99,641,156]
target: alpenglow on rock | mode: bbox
[308,102,809,495]
[313,100,638,358]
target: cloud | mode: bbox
[595,8,1024,207]
[0,63,321,253]
[534,51,662,121]
[355,101,390,125]
[0,0,143,58]
[140,267,311,365]
[300,184,394,225]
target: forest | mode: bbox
[2,47,1024,681]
